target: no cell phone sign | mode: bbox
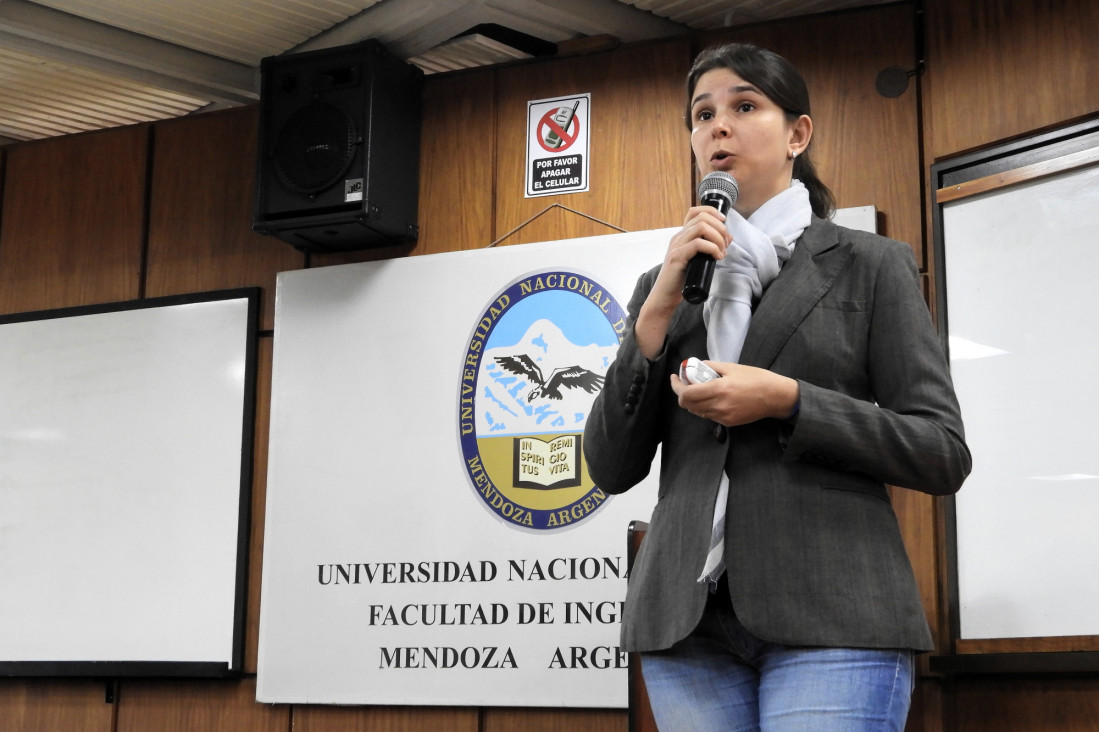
[526,94,590,197]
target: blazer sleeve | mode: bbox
[583,265,670,495]
[782,238,971,495]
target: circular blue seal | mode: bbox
[457,270,627,531]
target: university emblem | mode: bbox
[458,270,627,530]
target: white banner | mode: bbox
[257,229,673,707]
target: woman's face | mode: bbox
[689,67,811,217]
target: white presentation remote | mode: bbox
[679,357,719,384]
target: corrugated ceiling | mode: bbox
[622,0,884,27]
[0,0,888,142]
[0,46,208,140]
[29,0,385,67]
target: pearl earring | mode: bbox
[789,150,798,160]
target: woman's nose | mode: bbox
[711,115,731,136]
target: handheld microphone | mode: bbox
[682,171,739,304]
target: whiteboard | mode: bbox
[942,163,1099,639]
[0,289,257,675]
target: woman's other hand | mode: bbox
[670,361,799,426]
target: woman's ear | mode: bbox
[788,114,813,158]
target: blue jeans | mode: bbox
[639,586,914,731]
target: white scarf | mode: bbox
[697,180,813,585]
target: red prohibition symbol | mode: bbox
[537,102,581,153]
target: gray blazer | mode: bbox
[584,217,971,653]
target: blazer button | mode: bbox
[713,425,727,443]
[628,384,641,396]
[633,373,645,385]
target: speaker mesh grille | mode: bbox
[272,102,357,195]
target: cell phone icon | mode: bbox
[543,101,579,149]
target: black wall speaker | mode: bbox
[253,39,423,252]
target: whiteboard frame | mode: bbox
[930,116,1099,674]
[0,288,259,678]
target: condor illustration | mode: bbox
[493,354,605,403]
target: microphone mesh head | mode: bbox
[697,171,739,205]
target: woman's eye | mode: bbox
[737,102,755,113]
[695,110,713,122]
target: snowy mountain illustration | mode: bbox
[477,318,618,436]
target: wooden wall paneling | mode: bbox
[304,235,418,269]
[923,0,1099,162]
[483,707,626,732]
[293,704,479,732]
[0,679,115,732]
[0,147,6,237]
[145,106,304,332]
[115,678,287,732]
[0,126,148,315]
[955,637,1099,655]
[950,677,1099,732]
[493,38,693,247]
[905,678,944,732]
[412,68,498,256]
[698,4,924,264]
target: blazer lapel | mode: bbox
[739,218,852,368]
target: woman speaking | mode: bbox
[583,42,971,731]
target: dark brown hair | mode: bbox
[686,43,836,218]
